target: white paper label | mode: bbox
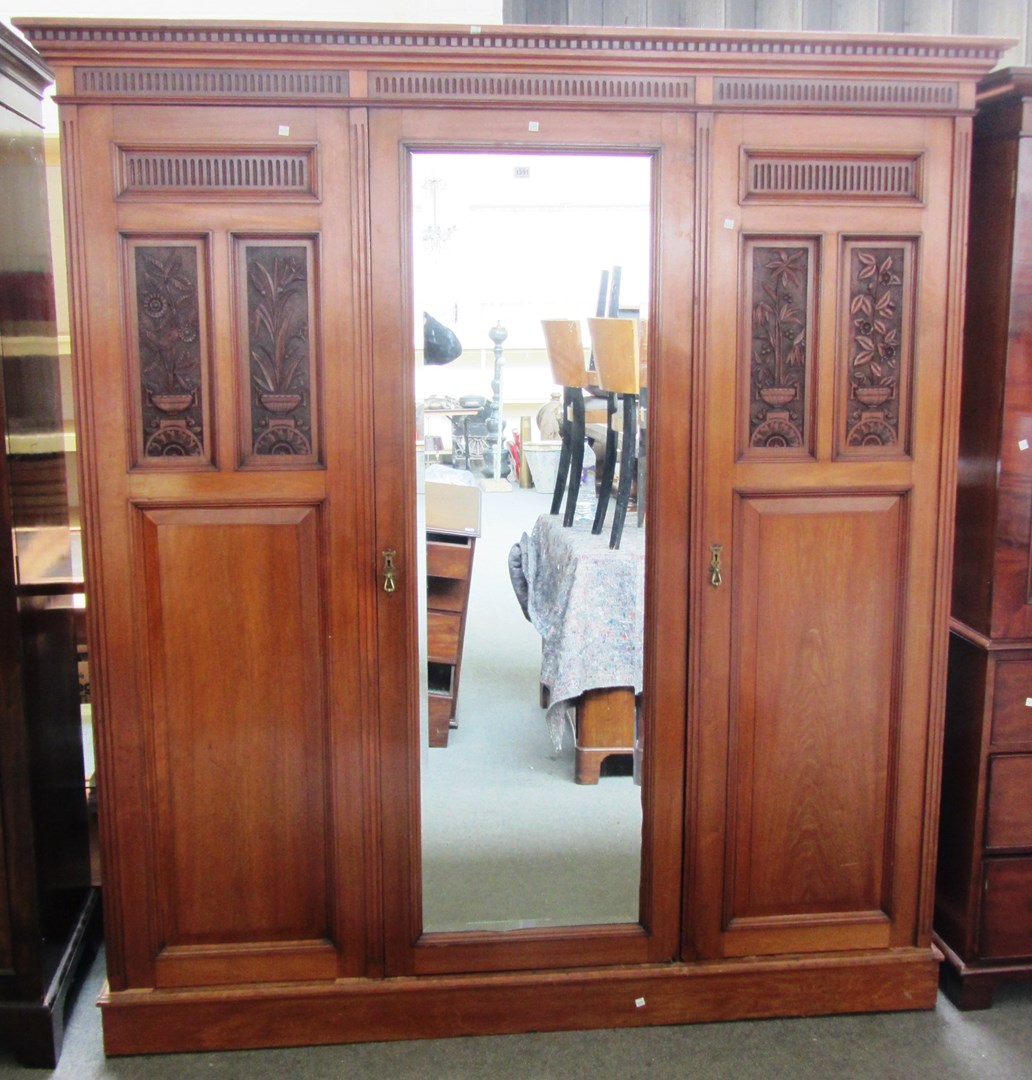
[528,121,540,132]
[278,125,290,137]
[1025,697,1032,707]
[724,218,735,230]
[635,997,646,1008]
[1020,439,1029,451]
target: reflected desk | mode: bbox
[522,513,644,783]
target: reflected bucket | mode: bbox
[523,441,563,493]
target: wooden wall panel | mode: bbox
[754,1,804,30]
[569,0,647,24]
[504,0,1032,64]
[139,504,329,951]
[682,1,725,26]
[809,1,878,32]
[728,493,901,927]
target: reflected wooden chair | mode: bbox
[541,319,589,527]
[586,316,640,549]
[585,267,624,536]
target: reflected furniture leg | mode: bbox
[0,889,101,1068]
[550,406,572,516]
[574,687,635,785]
[592,391,618,534]
[610,393,637,549]
[562,389,585,527]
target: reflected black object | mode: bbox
[423,311,463,365]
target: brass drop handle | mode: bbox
[382,549,397,594]
[709,543,723,588]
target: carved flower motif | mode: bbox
[137,248,201,396]
[142,293,170,320]
[752,247,807,396]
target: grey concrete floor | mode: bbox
[2,948,1030,1079]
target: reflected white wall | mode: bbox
[412,153,652,422]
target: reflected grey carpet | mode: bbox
[422,487,642,931]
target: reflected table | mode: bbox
[521,513,644,783]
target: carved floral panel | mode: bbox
[128,239,211,467]
[744,239,817,457]
[840,241,913,457]
[238,239,319,466]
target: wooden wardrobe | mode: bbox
[18,18,1006,1055]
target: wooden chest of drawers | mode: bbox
[426,533,475,747]
[937,637,1032,1006]
[936,68,1032,1011]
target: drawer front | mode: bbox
[991,658,1032,745]
[427,611,461,662]
[986,755,1032,850]
[980,858,1032,960]
[427,539,473,580]
[427,577,467,614]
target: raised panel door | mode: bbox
[726,493,901,951]
[691,110,964,959]
[62,102,375,990]
[138,505,335,987]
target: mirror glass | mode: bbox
[412,151,652,933]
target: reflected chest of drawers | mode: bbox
[426,533,476,748]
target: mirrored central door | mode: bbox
[413,150,651,934]
[369,107,695,976]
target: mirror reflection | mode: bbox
[412,152,652,933]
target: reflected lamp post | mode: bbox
[487,321,508,484]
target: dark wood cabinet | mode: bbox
[17,16,1007,1056]
[937,67,1032,1011]
[0,25,100,1067]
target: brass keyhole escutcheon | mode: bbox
[382,549,398,594]
[709,543,723,588]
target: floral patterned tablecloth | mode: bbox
[521,513,645,749]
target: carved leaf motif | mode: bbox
[850,294,870,317]
[846,246,906,450]
[243,244,315,460]
[857,252,878,278]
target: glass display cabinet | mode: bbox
[0,22,98,1068]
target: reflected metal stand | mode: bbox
[480,321,512,492]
